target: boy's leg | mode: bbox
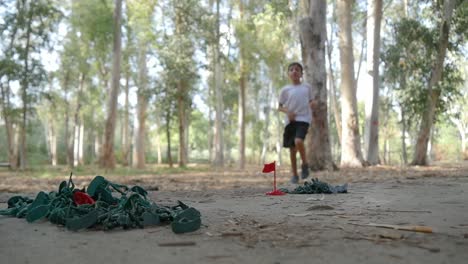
[289,147,299,183]
[294,122,310,179]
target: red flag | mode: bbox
[262,161,276,173]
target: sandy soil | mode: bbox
[1,164,468,263]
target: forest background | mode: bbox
[0,0,467,176]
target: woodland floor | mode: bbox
[0,162,467,263]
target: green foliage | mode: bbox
[382,18,464,122]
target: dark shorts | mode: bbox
[283,121,309,148]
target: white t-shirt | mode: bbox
[279,83,314,126]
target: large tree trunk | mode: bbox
[411,0,456,165]
[213,0,224,167]
[364,0,382,165]
[101,0,122,169]
[337,0,365,167]
[300,0,335,171]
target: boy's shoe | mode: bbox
[301,164,309,179]
[290,175,299,184]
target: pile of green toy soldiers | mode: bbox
[0,174,201,234]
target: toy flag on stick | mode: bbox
[262,161,286,196]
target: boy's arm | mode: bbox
[309,99,318,110]
[278,103,296,121]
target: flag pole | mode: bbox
[265,160,285,196]
[273,163,277,191]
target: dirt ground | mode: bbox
[1,163,468,264]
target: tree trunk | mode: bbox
[73,73,85,167]
[364,0,382,165]
[0,82,18,169]
[300,0,335,171]
[121,68,130,166]
[101,0,122,169]
[213,0,224,167]
[19,2,35,170]
[177,80,188,167]
[134,47,148,169]
[237,0,246,170]
[260,83,272,165]
[400,104,408,165]
[327,34,342,144]
[165,111,173,168]
[411,0,456,165]
[337,0,364,167]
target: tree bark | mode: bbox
[213,0,224,167]
[101,0,122,169]
[364,0,382,165]
[237,0,246,170]
[121,65,130,166]
[0,82,18,169]
[337,0,365,167]
[411,0,456,165]
[19,1,35,170]
[134,47,148,169]
[300,0,335,171]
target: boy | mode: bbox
[278,62,317,184]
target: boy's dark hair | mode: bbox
[288,62,303,73]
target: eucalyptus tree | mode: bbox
[411,0,459,165]
[0,0,61,169]
[363,0,383,165]
[101,0,123,169]
[337,0,365,167]
[157,0,206,167]
[299,0,335,171]
[382,1,465,166]
[127,0,157,169]
[69,0,113,165]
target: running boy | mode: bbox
[278,62,317,184]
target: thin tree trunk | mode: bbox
[165,111,173,168]
[101,0,122,169]
[411,0,456,165]
[337,0,365,167]
[400,104,408,164]
[213,0,224,167]
[260,83,272,165]
[134,47,148,169]
[177,80,188,167]
[364,0,382,165]
[237,0,246,170]
[0,82,18,169]
[19,2,35,170]
[121,69,130,166]
[73,73,85,167]
[327,33,342,144]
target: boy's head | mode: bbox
[287,62,303,73]
[287,62,303,84]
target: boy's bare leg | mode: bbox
[294,138,307,165]
[295,138,309,179]
[289,147,298,176]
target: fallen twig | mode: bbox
[158,241,196,247]
[367,223,433,233]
